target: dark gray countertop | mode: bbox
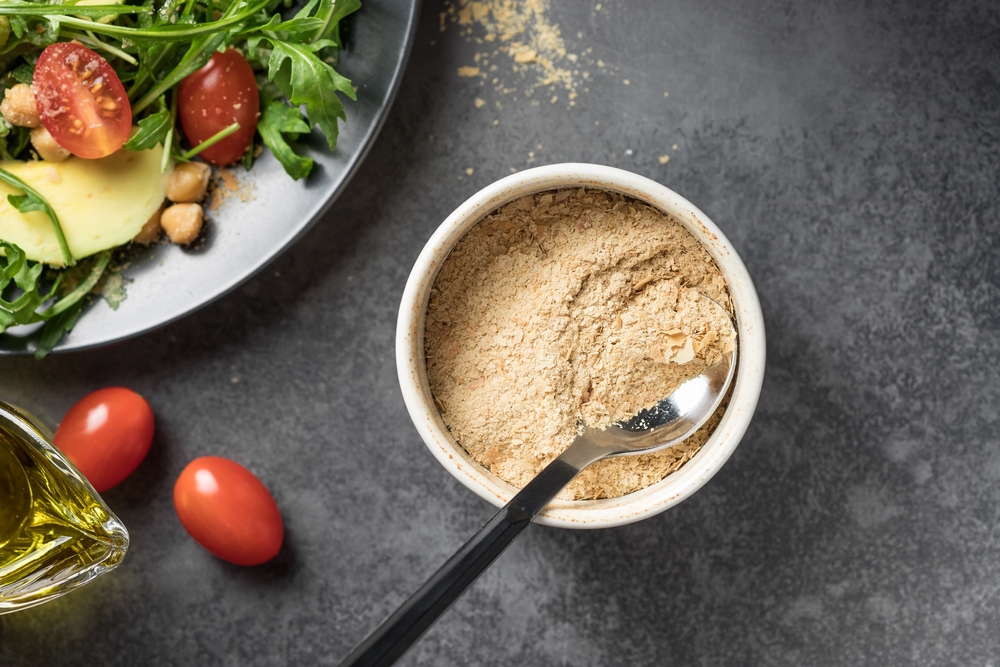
[2,1,999,665]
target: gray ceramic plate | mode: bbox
[0,0,420,356]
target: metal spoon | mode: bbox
[339,311,737,667]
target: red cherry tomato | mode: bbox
[177,49,259,166]
[53,387,154,492]
[32,42,132,159]
[173,456,283,566]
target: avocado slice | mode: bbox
[0,146,169,265]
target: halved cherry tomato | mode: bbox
[173,456,283,566]
[53,387,154,492]
[32,42,132,159]
[177,49,259,166]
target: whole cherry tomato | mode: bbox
[53,387,154,492]
[177,48,259,166]
[173,456,283,566]
[32,42,132,159]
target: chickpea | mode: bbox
[29,126,70,162]
[166,162,211,203]
[133,204,164,245]
[1,84,41,128]
[161,203,203,245]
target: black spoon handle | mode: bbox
[337,457,583,667]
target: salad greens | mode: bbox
[0,0,361,356]
[1,0,359,177]
[1,240,110,357]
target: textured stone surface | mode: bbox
[2,0,999,665]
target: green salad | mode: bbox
[0,0,360,356]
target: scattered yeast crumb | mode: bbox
[443,0,584,104]
[207,167,256,211]
[208,188,225,211]
[658,155,671,164]
[474,97,486,108]
[425,189,735,500]
[217,168,239,191]
[457,66,481,77]
[514,48,537,63]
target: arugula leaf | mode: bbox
[263,38,355,151]
[124,108,172,151]
[0,242,54,333]
[136,0,156,29]
[10,60,34,85]
[0,242,111,356]
[7,192,45,214]
[257,86,313,180]
[306,0,361,44]
[0,243,48,330]
[128,40,179,102]
[242,15,326,39]
[39,250,111,319]
[35,303,83,359]
[0,122,29,161]
[0,14,57,56]
[8,15,27,40]
[292,0,323,19]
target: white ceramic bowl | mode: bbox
[396,164,765,528]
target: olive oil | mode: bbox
[0,402,128,613]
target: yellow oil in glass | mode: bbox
[0,402,128,613]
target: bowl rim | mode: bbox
[395,163,765,528]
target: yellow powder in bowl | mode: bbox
[424,188,736,500]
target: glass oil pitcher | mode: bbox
[0,401,128,613]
